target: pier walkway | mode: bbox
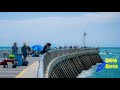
[0,57,40,78]
[15,60,39,78]
[0,48,102,78]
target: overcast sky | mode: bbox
[0,12,120,47]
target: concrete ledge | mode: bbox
[43,48,98,74]
[38,55,44,78]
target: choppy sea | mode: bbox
[77,47,120,78]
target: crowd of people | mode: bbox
[52,45,80,50]
[8,42,91,68]
[11,42,83,60]
[11,42,52,59]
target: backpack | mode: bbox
[22,59,29,66]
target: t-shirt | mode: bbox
[21,45,27,53]
[12,46,18,55]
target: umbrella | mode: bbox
[32,45,43,51]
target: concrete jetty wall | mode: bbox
[44,48,103,78]
[43,48,97,74]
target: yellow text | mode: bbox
[105,58,117,63]
[106,64,118,69]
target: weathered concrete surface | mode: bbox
[0,57,40,78]
[44,49,103,78]
[16,60,39,78]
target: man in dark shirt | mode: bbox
[41,43,51,54]
[21,43,28,60]
[27,45,31,56]
[12,42,18,57]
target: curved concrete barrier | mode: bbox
[38,48,103,78]
[44,48,103,78]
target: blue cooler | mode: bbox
[16,54,22,66]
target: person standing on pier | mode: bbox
[21,43,28,60]
[12,42,18,58]
[27,45,31,56]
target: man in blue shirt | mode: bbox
[12,42,18,58]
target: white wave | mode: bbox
[77,63,101,78]
[77,70,94,78]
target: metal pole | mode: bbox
[83,32,87,48]
[83,32,85,47]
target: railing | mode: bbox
[38,48,99,78]
[0,48,22,58]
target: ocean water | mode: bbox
[77,47,120,78]
[0,47,11,50]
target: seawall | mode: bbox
[44,48,103,78]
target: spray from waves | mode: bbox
[77,69,94,78]
[77,63,101,78]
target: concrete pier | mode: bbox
[16,60,39,78]
[44,48,103,78]
[0,48,103,78]
[0,57,40,78]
